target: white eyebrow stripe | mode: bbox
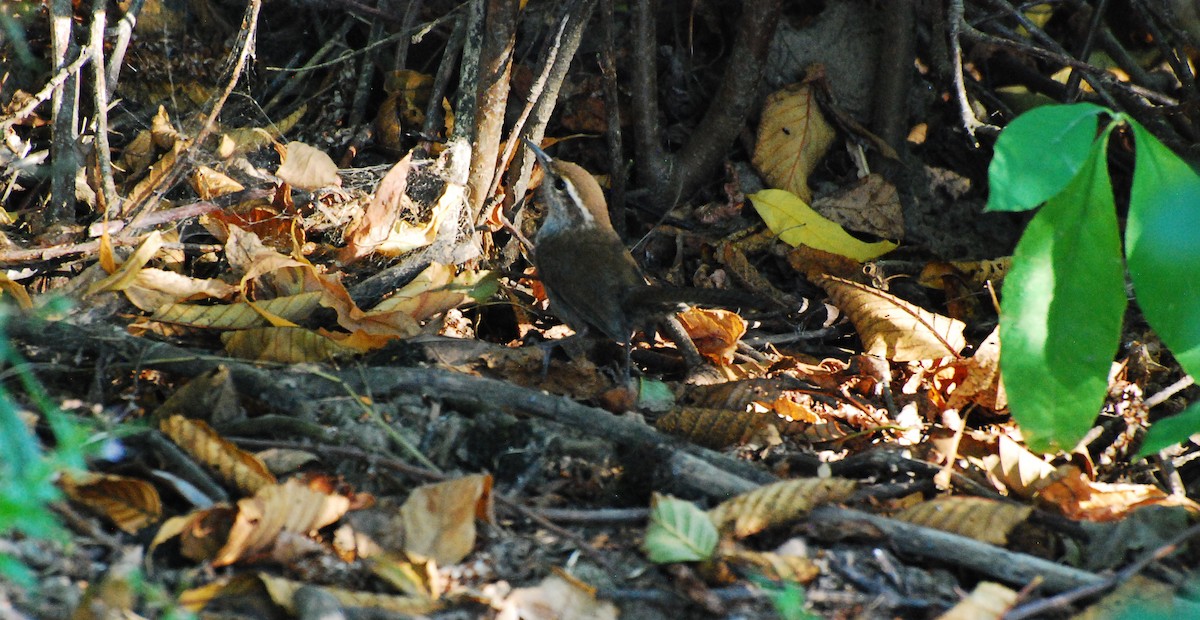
[562,178,595,225]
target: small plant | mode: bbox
[987,103,1200,454]
[0,306,89,588]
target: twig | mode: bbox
[806,505,1104,593]
[45,0,82,231]
[89,0,119,216]
[1144,375,1195,409]
[104,0,144,98]
[0,48,92,131]
[1063,0,1108,102]
[465,0,520,222]
[949,0,996,144]
[420,13,467,139]
[1003,522,1200,619]
[347,14,385,129]
[498,0,597,219]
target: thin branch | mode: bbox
[89,0,119,216]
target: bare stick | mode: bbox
[105,0,145,98]
[0,48,92,131]
[44,0,82,231]
[89,0,119,216]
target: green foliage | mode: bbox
[987,104,1200,454]
[0,308,89,588]
[750,575,817,620]
[642,494,718,563]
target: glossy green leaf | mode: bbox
[1125,120,1200,379]
[642,493,717,563]
[1000,134,1126,452]
[1138,402,1200,457]
[986,103,1107,212]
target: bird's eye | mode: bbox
[553,177,568,191]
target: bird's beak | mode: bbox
[521,136,553,167]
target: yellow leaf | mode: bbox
[748,189,896,261]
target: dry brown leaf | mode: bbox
[84,231,165,297]
[221,326,363,362]
[1034,464,1200,521]
[122,268,240,313]
[656,406,777,449]
[125,141,183,216]
[894,497,1032,546]
[708,478,858,538]
[207,202,303,253]
[752,83,837,203]
[947,326,1007,411]
[366,551,443,600]
[153,293,324,330]
[371,262,486,322]
[720,548,820,584]
[190,165,245,200]
[340,154,413,263]
[676,307,747,365]
[61,473,162,534]
[985,434,1056,498]
[399,473,494,566]
[160,414,276,495]
[815,274,966,361]
[496,574,617,620]
[275,141,341,190]
[151,506,237,562]
[918,257,1011,291]
[214,478,352,566]
[937,582,1018,620]
[153,366,242,426]
[811,173,903,240]
[258,573,442,616]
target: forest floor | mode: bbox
[3,1,1200,618]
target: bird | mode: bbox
[523,138,757,360]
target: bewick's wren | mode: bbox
[524,139,752,351]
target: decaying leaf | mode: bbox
[894,497,1032,546]
[939,582,1019,620]
[676,307,747,365]
[946,326,1007,411]
[752,83,838,203]
[214,478,352,566]
[398,473,494,566]
[815,274,966,361]
[275,141,341,190]
[221,326,364,362]
[656,406,777,449]
[61,473,163,534]
[160,415,276,495]
[720,547,820,584]
[496,574,617,620]
[708,478,858,538]
[811,173,904,240]
[258,573,441,616]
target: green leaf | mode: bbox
[1000,133,1126,452]
[1138,402,1200,457]
[642,493,718,563]
[1125,120,1200,379]
[986,103,1107,212]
